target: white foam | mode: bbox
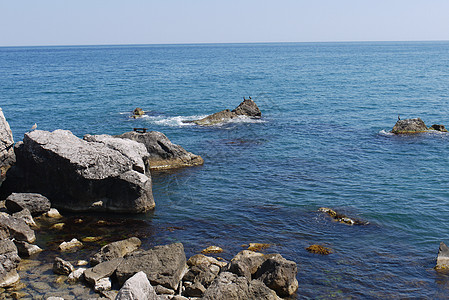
[146,115,208,127]
[378,130,394,137]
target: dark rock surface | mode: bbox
[254,254,298,297]
[227,250,266,280]
[0,108,15,181]
[116,243,186,290]
[0,238,20,288]
[0,213,35,243]
[436,242,449,270]
[5,193,51,216]
[0,129,154,213]
[391,118,428,134]
[429,124,448,132]
[116,271,158,300]
[193,99,261,126]
[90,237,141,266]
[116,131,204,170]
[201,272,279,300]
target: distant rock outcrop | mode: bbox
[0,108,15,181]
[116,131,204,170]
[0,130,155,213]
[391,118,428,134]
[193,99,261,126]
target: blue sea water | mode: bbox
[2,41,449,298]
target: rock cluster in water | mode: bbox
[193,98,261,126]
[391,118,447,134]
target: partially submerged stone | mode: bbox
[247,243,271,252]
[318,207,369,225]
[53,257,74,275]
[90,237,141,266]
[116,131,204,170]
[58,238,83,252]
[201,246,223,254]
[435,242,449,270]
[306,244,332,255]
[391,118,428,134]
[193,98,261,126]
[429,124,448,132]
[45,208,62,218]
[132,107,145,118]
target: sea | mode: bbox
[1,41,449,299]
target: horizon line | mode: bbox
[1,39,449,48]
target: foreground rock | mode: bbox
[116,131,204,170]
[90,237,141,266]
[5,193,51,216]
[0,130,154,213]
[436,242,449,270]
[0,108,15,181]
[391,118,428,134]
[116,271,158,300]
[0,213,35,243]
[193,98,261,126]
[116,242,186,289]
[0,238,20,287]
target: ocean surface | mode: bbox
[1,41,449,298]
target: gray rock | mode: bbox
[184,280,206,297]
[116,271,158,300]
[391,118,428,134]
[201,272,279,300]
[116,131,204,170]
[0,108,15,181]
[253,254,298,297]
[12,208,37,229]
[227,250,266,280]
[193,99,261,126]
[436,242,449,270]
[84,134,150,174]
[0,238,20,288]
[84,257,123,286]
[0,213,35,243]
[183,265,218,289]
[5,193,51,216]
[90,237,141,266]
[1,129,154,213]
[13,240,42,257]
[58,238,82,252]
[154,284,175,295]
[67,267,86,284]
[116,243,186,290]
[53,257,75,275]
[94,277,112,292]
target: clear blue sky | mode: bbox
[1,0,448,46]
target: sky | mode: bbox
[1,0,449,46]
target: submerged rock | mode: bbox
[193,99,261,126]
[435,242,449,270]
[318,207,369,225]
[0,108,15,181]
[0,129,155,213]
[391,118,428,134]
[306,244,332,255]
[116,131,204,170]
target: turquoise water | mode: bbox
[2,42,449,298]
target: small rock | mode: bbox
[13,240,42,257]
[11,209,38,229]
[154,285,175,295]
[201,246,223,254]
[67,268,86,284]
[132,107,145,118]
[183,281,206,297]
[94,277,112,292]
[101,290,119,300]
[429,124,448,132]
[90,237,141,266]
[45,208,62,218]
[76,260,88,266]
[306,244,332,255]
[58,238,83,252]
[10,291,28,299]
[247,243,270,252]
[81,236,102,243]
[436,242,449,270]
[50,223,65,230]
[318,207,368,225]
[187,254,227,268]
[53,257,74,275]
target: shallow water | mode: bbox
[2,42,449,298]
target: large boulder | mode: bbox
[0,238,21,287]
[115,243,186,290]
[193,99,261,126]
[0,108,15,181]
[116,271,158,300]
[253,254,298,297]
[116,131,204,170]
[201,272,279,300]
[391,118,428,134]
[90,237,141,266]
[0,130,154,213]
[0,213,35,243]
[5,193,51,216]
